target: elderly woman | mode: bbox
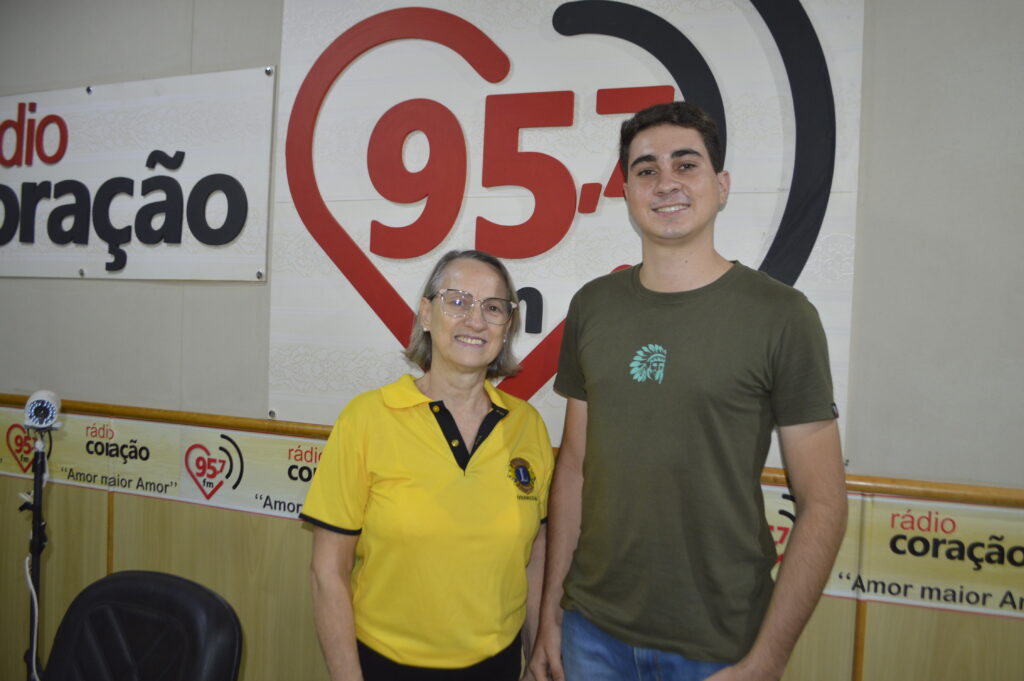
[301,250,552,681]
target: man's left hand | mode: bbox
[705,661,780,681]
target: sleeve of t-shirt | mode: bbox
[299,402,370,534]
[770,295,838,427]
[553,292,587,401]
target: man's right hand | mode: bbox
[530,397,588,681]
[528,619,565,681]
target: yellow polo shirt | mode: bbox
[301,374,553,668]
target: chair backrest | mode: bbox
[44,570,242,681]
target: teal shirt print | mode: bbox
[629,343,667,384]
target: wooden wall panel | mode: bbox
[0,478,107,678]
[111,494,329,681]
[1,475,33,681]
[4,396,1022,681]
[38,485,109,660]
[861,603,1024,681]
[783,596,857,681]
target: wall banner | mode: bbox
[1,407,319,519]
[0,67,274,280]
[270,0,862,450]
[837,496,1024,619]
[4,406,1021,619]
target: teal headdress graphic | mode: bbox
[629,344,667,384]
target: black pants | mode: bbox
[357,635,521,681]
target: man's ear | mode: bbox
[716,169,731,208]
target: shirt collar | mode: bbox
[381,373,510,411]
[381,374,432,409]
[483,378,509,411]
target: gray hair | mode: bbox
[404,250,521,379]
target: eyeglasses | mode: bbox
[429,289,517,325]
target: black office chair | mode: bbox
[44,570,242,681]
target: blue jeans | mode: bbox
[561,609,731,681]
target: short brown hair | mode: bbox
[404,250,521,379]
[619,102,724,176]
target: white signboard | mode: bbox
[0,67,275,280]
[270,0,861,448]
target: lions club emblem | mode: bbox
[507,458,535,494]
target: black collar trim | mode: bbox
[428,401,509,470]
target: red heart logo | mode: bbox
[285,8,562,399]
[6,424,34,473]
[185,443,228,500]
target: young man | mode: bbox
[529,102,848,681]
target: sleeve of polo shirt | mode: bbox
[770,295,837,427]
[553,291,586,401]
[299,402,369,534]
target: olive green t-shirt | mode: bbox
[554,263,836,662]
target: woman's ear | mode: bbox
[418,296,433,333]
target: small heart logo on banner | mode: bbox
[6,424,33,473]
[185,443,228,500]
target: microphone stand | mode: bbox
[19,430,50,681]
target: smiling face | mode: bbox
[419,257,511,378]
[622,123,731,249]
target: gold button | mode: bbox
[451,439,460,447]
[432,405,440,413]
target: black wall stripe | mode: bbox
[552,0,837,286]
